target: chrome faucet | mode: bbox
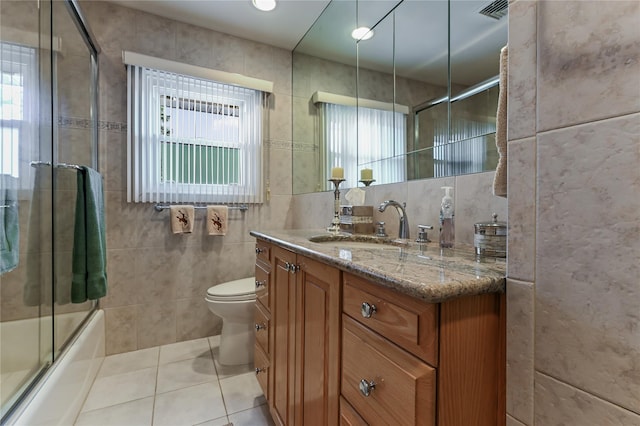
[378,200,410,239]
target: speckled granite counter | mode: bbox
[250,229,506,303]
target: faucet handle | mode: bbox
[376,221,387,237]
[416,225,433,243]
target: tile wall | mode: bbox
[506,1,640,424]
[80,1,294,354]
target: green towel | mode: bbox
[0,174,19,274]
[71,167,107,303]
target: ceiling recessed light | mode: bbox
[351,26,374,41]
[252,0,276,12]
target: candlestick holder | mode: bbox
[327,178,346,233]
[359,179,376,187]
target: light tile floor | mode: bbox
[74,336,274,426]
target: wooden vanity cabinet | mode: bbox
[253,242,272,403]
[259,243,341,426]
[255,239,505,426]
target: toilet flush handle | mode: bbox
[255,280,266,289]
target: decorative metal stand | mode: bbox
[327,178,346,233]
[359,179,376,187]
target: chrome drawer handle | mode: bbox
[359,379,376,397]
[255,367,267,375]
[361,302,377,318]
[255,247,264,254]
[255,323,266,332]
[255,280,266,288]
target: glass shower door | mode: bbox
[0,0,54,417]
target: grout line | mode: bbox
[150,345,161,426]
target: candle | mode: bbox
[360,168,373,181]
[331,167,344,180]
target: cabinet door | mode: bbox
[294,256,341,426]
[271,246,297,426]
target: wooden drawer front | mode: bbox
[341,316,436,426]
[255,241,271,263]
[343,273,438,366]
[340,396,368,426]
[255,262,271,312]
[254,343,270,400]
[254,303,270,355]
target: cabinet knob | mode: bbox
[255,323,266,332]
[361,302,377,318]
[255,247,264,255]
[255,367,267,375]
[255,280,266,288]
[359,379,376,397]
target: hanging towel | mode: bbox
[207,205,228,236]
[0,174,19,274]
[71,167,107,303]
[170,205,195,234]
[24,167,47,306]
[493,45,508,198]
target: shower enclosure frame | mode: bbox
[0,0,101,422]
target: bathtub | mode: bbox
[3,309,105,426]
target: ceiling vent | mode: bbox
[478,0,509,20]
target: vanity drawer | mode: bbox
[343,273,438,366]
[255,261,271,312]
[254,343,270,400]
[341,316,436,426]
[340,396,367,426]
[254,302,270,355]
[255,241,271,264]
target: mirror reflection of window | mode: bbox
[319,102,406,189]
[0,42,37,183]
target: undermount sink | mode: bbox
[308,234,408,250]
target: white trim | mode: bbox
[123,51,274,94]
[312,91,409,115]
[1,27,62,52]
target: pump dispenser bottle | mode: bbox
[439,186,455,248]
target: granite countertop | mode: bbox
[250,229,506,303]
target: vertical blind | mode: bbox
[126,63,264,204]
[320,103,406,189]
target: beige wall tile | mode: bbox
[268,147,293,196]
[507,0,537,141]
[506,414,527,426]
[134,11,177,61]
[177,298,221,342]
[102,249,138,308]
[176,22,215,69]
[535,114,640,412]
[537,1,640,131]
[105,306,137,355]
[137,301,176,349]
[535,373,640,425]
[290,191,333,230]
[454,172,507,246]
[507,138,536,281]
[506,279,534,425]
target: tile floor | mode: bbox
[74,336,274,426]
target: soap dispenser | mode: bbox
[439,186,455,248]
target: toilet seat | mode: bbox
[206,277,256,302]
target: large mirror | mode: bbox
[292,0,508,194]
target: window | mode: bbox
[126,54,269,204]
[319,102,406,189]
[0,42,37,181]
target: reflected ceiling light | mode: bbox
[252,0,276,12]
[351,27,374,41]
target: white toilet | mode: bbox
[205,277,257,366]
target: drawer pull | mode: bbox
[255,323,266,332]
[361,302,377,318]
[255,247,264,254]
[359,379,376,397]
[255,280,266,288]
[255,367,267,375]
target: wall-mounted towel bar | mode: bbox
[154,204,249,212]
[30,161,84,171]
